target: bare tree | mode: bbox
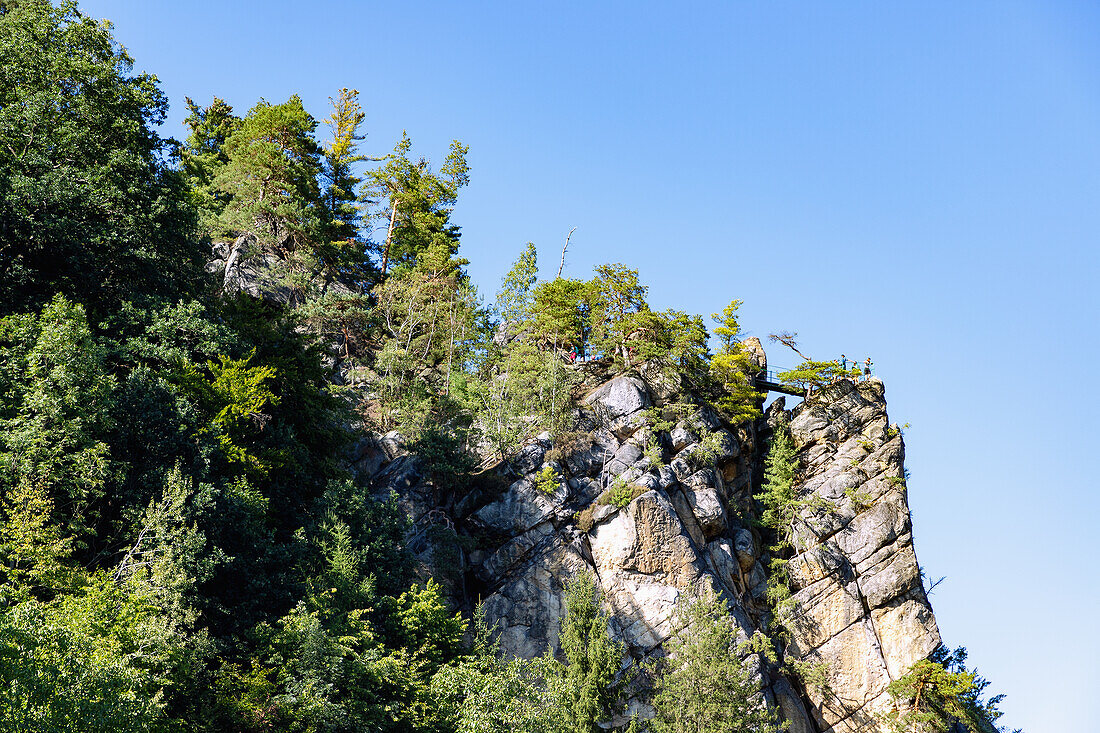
[556,226,577,278]
[768,331,811,361]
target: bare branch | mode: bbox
[556,226,577,278]
[768,331,811,361]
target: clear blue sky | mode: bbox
[79,2,1099,730]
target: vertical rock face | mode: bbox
[358,366,941,733]
[781,379,941,732]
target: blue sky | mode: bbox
[79,2,1099,730]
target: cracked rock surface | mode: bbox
[358,363,941,732]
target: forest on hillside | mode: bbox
[0,3,1014,731]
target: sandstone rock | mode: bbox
[789,542,852,589]
[512,437,549,475]
[707,538,740,593]
[741,336,767,371]
[733,528,757,572]
[772,678,817,733]
[748,561,767,600]
[670,457,693,482]
[610,442,643,469]
[801,618,891,729]
[473,475,568,536]
[633,472,661,492]
[585,375,650,422]
[589,491,700,582]
[591,503,618,525]
[858,544,921,608]
[638,362,685,406]
[392,365,941,733]
[479,521,554,580]
[685,486,726,539]
[657,464,678,489]
[482,538,591,658]
[669,423,697,452]
[785,578,864,653]
[871,591,942,679]
[563,431,617,477]
[833,490,909,565]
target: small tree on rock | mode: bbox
[650,589,785,733]
[558,570,624,733]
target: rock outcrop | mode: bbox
[357,357,941,732]
[778,379,940,732]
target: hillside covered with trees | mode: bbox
[0,3,1017,732]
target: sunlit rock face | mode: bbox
[353,350,941,733]
[781,379,941,732]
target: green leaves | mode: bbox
[0,296,115,552]
[215,96,325,257]
[0,0,202,317]
[498,243,539,325]
[650,590,784,733]
[882,646,1017,733]
[558,571,624,733]
[176,349,279,474]
[756,428,800,611]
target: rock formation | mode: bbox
[211,249,942,731]
[355,352,941,732]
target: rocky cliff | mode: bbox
[356,355,941,733]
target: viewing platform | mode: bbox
[753,368,805,397]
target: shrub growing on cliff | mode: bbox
[558,571,625,733]
[432,605,565,733]
[756,428,800,610]
[881,646,1019,733]
[650,589,785,733]
[709,299,763,424]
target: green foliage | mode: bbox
[534,465,562,496]
[844,487,873,511]
[575,506,597,534]
[597,478,648,510]
[215,95,324,249]
[776,360,859,391]
[475,339,577,460]
[587,264,649,369]
[756,428,801,612]
[372,243,484,436]
[0,296,116,552]
[321,89,368,243]
[0,574,189,732]
[881,646,1018,733]
[368,133,470,276]
[650,590,785,733]
[498,243,540,325]
[786,656,831,694]
[0,0,203,318]
[530,277,592,351]
[431,605,565,733]
[412,427,477,495]
[181,95,241,232]
[708,300,762,424]
[557,570,625,733]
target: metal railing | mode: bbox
[754,367,792,383]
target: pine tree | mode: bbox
[709,299,763,424]
[588,264,649,368]
[214,95,325,255]
[650,590,783,733]
[497,242,539,325]
[558,571,623,733]
[0,0,203,317]
[757,427,800,609]
[181,96,240,232]
[320,87,378,283]
[367,133,470,277]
